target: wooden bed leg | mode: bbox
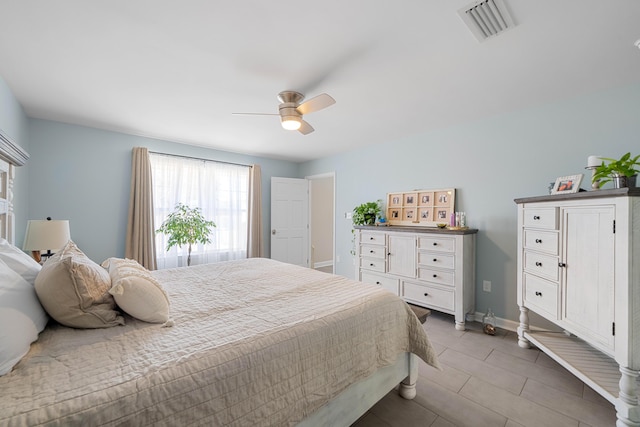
[399,353,418,400]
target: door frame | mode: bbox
[306,172,336,273]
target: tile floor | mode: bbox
[352,311,617,427]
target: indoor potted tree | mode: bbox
[592,152,640,188]
[156,203,216,266]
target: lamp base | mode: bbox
[31,250,41,263]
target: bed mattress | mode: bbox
[0,258,439,426]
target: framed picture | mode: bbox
[386,188,455,227]
[404,193,417,206]
[551,174,583,194]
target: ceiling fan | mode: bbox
[233,91,335,135]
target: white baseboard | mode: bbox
[313,260,333,269]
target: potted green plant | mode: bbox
[592,152,640,188]
[352,200,383,226]
[156,203,216,266]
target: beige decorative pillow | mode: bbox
[34,241,124,328]
[103,258,171,324]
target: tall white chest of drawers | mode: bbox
[515,188,640,426]
[356,226,477,330]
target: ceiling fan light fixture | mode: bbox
[281,116,302,131]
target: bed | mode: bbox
[0,139,440,426]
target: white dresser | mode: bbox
[515,188,640,426]
[356,226,477,330]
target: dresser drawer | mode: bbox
[419,252,455,269]
[360,257,385,273]
[524,230,559,255]
[524,251,559,281]
[361,244,386,259]
[418,236,455,252]
[523,207,558,230]
[361,272,399,295]
[524,274,558,318]
[360,231,385,246]
[418,267,454,287]
[403,281,454,311]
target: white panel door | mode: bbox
[271,177,309,266]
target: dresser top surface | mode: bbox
[515,187,640,204]
[354,225,478,235]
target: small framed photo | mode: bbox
[551,174,583,194]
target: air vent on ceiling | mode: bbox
[458,0,515,42]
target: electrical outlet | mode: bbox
[483,280,491,292]
[345,212,352,219]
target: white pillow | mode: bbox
[0,258,49,375]
[103,258,171,324]
[0,238,41,286]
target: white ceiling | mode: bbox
[1,1,639,162]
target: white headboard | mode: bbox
[0,159,14,243]
[0,128,29,245]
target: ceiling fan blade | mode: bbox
[298,120,314,135]
[296,93,335,115]
[231,112,279,116]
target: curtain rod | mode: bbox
[148,150,251,168]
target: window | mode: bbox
[150,153,249,269]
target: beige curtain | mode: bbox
[247,164,263,258]
[125,147,157,270]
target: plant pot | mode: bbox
[364,214,376,225]
[612,174,637,189]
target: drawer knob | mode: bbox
[558,262,566,268]
[433,274,437,278]
[533,215,541,220]
[423,293,429,297]
[376,281,381,285]
[370,263,375,267]
[535,239,542,243]
[370,237,374,240]
[433,242,438,246]
[387,252,392,256]
[535,291,543,297]
[369,250,374,253]
[433,258,438,262]
[535,262,542,267]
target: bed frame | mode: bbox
[300,352,418,426]
[0,130,423,426]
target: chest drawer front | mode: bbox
[360,257,385,273]
[418,267,455,286]
[524,230,559,255]
[524,274,559,319]
[360,231,385,246]
[403,282,454,311]
[361,244,386,259]
[524,252,559,281]
[419,252,455,269]
[522,207,558,230]
[361,272,399,295]
[418,236,455,253]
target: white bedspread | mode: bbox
[0,258,439,426]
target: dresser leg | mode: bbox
[616,366,640,426]
[454,320,465,331]
[517,306,530,349]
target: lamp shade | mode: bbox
[23,220,71,252]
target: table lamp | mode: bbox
[23,217,71,263]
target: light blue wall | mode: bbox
[27,118,299,263]
[300,83,640,323]
[0,75,30,243]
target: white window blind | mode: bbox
[149,153,249,269]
